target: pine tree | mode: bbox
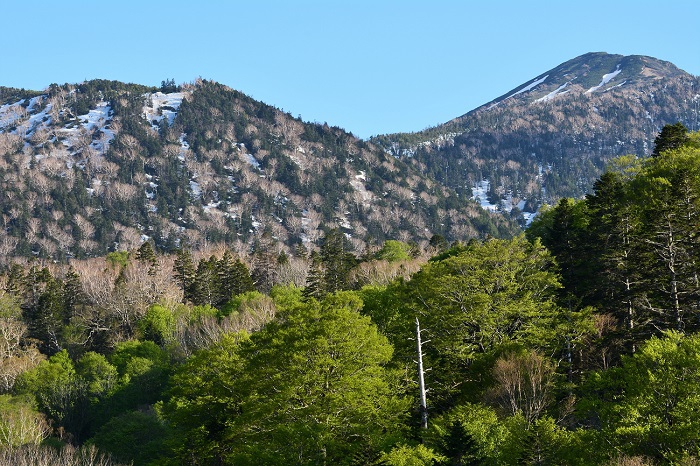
[217,251,254,307]
[319,228,356,294]
[652,122,690,157]
[192,256,219,307]
[251,234,278,294]
[62,266,86,319]
[231,258,254,296]
[136,241,157,275]
[303,251,325,300]
[173,248,196,303]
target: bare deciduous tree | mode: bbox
[488,350,555,425]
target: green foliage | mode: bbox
[106,251,129,269]
[427,403,511,465]
[164,292,408,465]
[379,444,446,466]
[582,331,700,462]
[161,332,248,463]
[377,240,413,262]
[109,340,169,377]
[14,349,89,439]
[395,236,565,409]
[75,352,118,401]
[89,410,171,465]
[138,304,176,345]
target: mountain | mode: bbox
[0,79,515,262]
[373,52,700,218]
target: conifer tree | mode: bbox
[135,241,157,275]
[319,228,356,294]
[251,234,278,294]
[192,256,219,307]
[173,249,196,303]
[216,251,254,307]
[231,258,254,297]
[303,251,325,300]
[652,122,689,157]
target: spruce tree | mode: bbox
[192,256,219,307]
[173,249,196,303]
[303,251,325,300]
[652,122,689,157]
[319,228,356,294]
[136,241,158,275]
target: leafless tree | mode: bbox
[488,350,555,425]
[0,402,50,447]
[0,444,127,466]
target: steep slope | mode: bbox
[0,79,515,261]
[374,52,700,218]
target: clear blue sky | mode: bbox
[5,1,699,138]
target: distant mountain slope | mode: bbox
[374,52,700,217]
[0,79,515,261]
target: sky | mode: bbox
[4,1,700,139]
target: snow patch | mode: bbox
[535,82,570,103]
[471,179,537,225]
[350,171,373,205]
[189,180,201,198]
[143,92,184,129]
[0,100,27,129]
[243,153,260,169]
[58,101,115,153]
[511,75,549,97]
[586,66,622,94]
[488,75,548,109]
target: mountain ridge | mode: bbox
[0,79,515,263]
[373,52,700,215]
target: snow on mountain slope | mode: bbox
[143,91,185,129]
[586,65,622,93]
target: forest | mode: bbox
[2,125,700,465]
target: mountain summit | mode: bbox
[483,52,688,109]
[375,52,700,217]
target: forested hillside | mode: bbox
[2,126,700,465]
[0,79,514,265]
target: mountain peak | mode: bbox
[480,52,691,111]
[375,52,700,222]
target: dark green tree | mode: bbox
[135,241,157,275]
[217,251,254,307]
[319,228,356,294]
[303,251,325,300]
[173,248,196,303]
[652,122,689,157]
[191,256,219,307]
[251,234,279,294]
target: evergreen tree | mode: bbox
[173,249,196,303]
[251,234,278,294]
[319,228,356,294]
[62,266,86,318]
[5,263,25,297]
[231,258,255,297]
[191,256,219,307]
[303,251,326,300]
[652,122,689,157]
[217,251,254,307]
[135,241,157,275]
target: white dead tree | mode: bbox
[415,318,428,429]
